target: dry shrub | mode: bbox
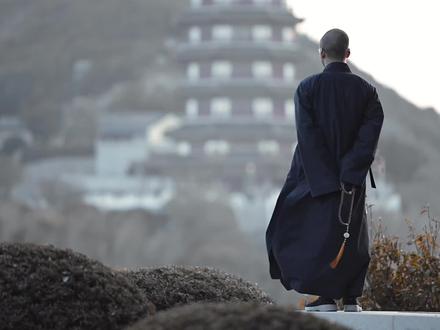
[0,242,154,330]
[118,265,274,311]
[126,301,350,330]
[361,204,440,311]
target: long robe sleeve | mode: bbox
[339,86,384,187]
[294,81,340,198]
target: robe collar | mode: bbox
[323,61,351,73]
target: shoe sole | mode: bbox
[344,304,362,312]
[305,304,337,312]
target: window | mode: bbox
[212,25,233,41]
[187,62,200,80]
[186,99,199,118]
[253,98,273,119]
[177,141,192,156]
[188,26,201,43]
[258,140,280,154]
[285,99,294,119]
[204,140,230,155]
[282,27,295,43]
[211,61,232,78]
[283,63,295,81]
[211,98,232,118]
[252,61,272,78]
[252,25,272,41]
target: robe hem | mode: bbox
[274,277,364,300]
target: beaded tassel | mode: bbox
[330,182,355,269]
[330,239,345,269]
[330,231,350,269]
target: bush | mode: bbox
[126,301,350,330]
[0,242,154,330]
[360,204,440,311]
[118,265,274,311]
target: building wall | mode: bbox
[95,136,148,176]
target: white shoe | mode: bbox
[342,296,363,312]
[344,304,363,312]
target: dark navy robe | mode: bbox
[265,61,384,299]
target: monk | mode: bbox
[265,28,384,312]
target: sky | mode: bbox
[286,0,440,113]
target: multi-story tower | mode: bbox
[175,0,302,121]
[143,0,304,189]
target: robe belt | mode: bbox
[369,167,376,189]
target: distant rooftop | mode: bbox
[0,116,27,131]
[178,5,303,26]
[98,111,167,139]
[165,116,296,141]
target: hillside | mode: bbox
[1,0,439,215]
[0,0,189,137]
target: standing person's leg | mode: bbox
[306,180,370,312]
[342,183,370,312]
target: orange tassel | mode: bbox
[330,240,346,269]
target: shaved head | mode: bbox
[320,28,349,60]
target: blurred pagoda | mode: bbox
[141,0,304,192]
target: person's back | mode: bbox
[299,63,381,173]
[265,28,384,312]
